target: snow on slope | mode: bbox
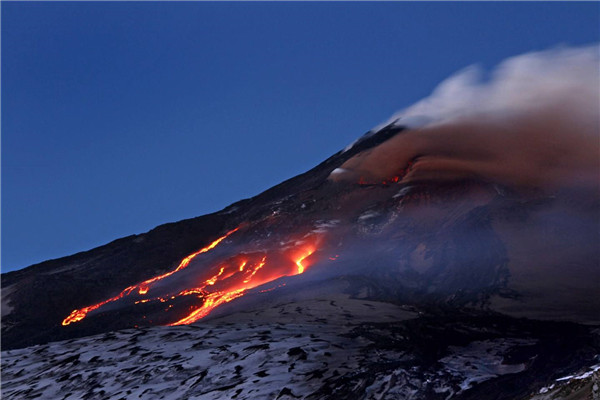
[2,294,562,400]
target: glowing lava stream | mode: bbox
[61,227,239,326]
[167,250,314,326]
[295,249,313,274]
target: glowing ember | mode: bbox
[259,283,286,293]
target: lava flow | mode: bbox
[62,225,322,327]
[61,227,239,326]
[167,246,317,326]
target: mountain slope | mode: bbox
[2,122,599,400]
[1,125,403,349]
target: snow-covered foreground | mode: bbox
[2,295,598,400]
[2,296,411,400]
[3,322,368,400]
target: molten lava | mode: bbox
[61,227,239,326]
[62,226,322,327]
[295,248,314,274]
[167,248,315,326]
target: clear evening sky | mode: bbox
[2,2,598,272]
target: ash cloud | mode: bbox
[333,45,600,194]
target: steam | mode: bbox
[334,45,599,193]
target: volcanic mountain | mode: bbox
[3,119,595,348]
[2,119,600,399]
[2,125,405,345]
[2,45,599,399]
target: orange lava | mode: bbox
[61,227,239,326]
[61,285,137,326]
[135,227,240,293]
[167,248,315,326]
[167,288,247,325]
[295,248,315,274]
[62,225,322,328]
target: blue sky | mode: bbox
[2,2,598,272]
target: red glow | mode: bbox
[259,283,286,293]
[358,161,415,186]
[61,285,137,326]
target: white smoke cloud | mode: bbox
[378,44,599,131]
[335,44,600,193]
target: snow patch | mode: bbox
[393,186,414,199]
[556,363,600,382]
[439,338,536,393]
[358,211,381,221]
[312,220,340,233]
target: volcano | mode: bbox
[2,44,600,400]
[1,125,400,347]
[2,119,600,399]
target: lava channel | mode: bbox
[167,245,317,326]
[62,227,322,327]
[61,227,239,326]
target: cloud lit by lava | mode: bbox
[332,45,599,195]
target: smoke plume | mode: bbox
[332,45,600,194]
